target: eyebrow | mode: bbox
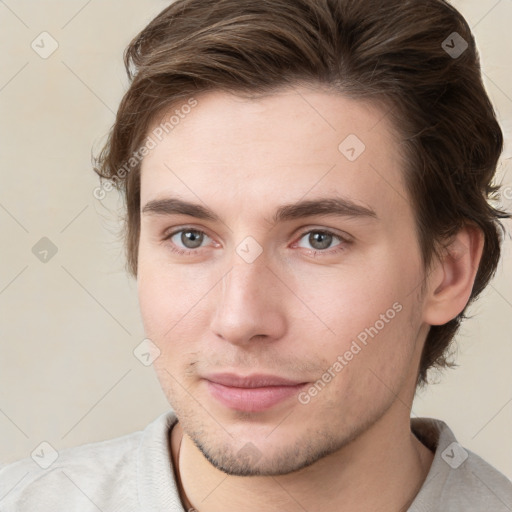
[141,196,378,224]
[272,197,378,224]
[142,197,219,221]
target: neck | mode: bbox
[170,403,434,512]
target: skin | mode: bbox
[137,85,484,512]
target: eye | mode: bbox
[295,230,348,253]
[166,228,213,252]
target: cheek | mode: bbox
[297,300,419,418]
[137,241,218,337]
[288,263,403,342]
[138,265,204,388]
[288,260,420,383]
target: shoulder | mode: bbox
[410,417,512,512]
[0,430,142,512]
[0,410,178,512]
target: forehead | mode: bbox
[139,87,410,224]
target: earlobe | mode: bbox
[422,224,485,326]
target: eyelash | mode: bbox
[293,229,350,257]
[162,227,351,257]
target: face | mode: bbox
[137,86,428,476]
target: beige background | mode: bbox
[0,0,511,480]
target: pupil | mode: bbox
[310,232,332,250]
[182,230,203,248]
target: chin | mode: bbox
[189,426,346,477]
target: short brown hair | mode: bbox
[94,0,510,385]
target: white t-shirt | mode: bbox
[1,410,511,511]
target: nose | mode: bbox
[209,254,288,346]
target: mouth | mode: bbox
[203,373,308,412]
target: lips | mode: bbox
[203,373,308,412]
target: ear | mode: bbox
[422,224,485,326]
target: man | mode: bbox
[2,0,511,510]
